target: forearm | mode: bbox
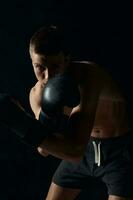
[37,132,84,163]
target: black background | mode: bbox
[0,1,132,199]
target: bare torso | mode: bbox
[74,61,131,138]
[30,60,131,141]
[91,84,130,138]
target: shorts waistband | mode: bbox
[89,131,133,167]
[90,131,133,146]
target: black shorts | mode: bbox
[52,132,133,198]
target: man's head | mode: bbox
[29,26,71,81]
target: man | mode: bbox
[28,26,133,200]
[0,26,132,200]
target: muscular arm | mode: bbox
[37,96,100,162]
[29,80,49,156]
[29,81,45,119]
[29,80,52,119]
[37,64,105,162]
[37,107,87,163]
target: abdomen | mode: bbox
[91,93,131,138]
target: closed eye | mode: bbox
[34,64,46,71]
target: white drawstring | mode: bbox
[97,142,101,166]
[92,141,101,166]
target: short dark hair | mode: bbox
[30,25,70,56]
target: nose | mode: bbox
[43,68,55,80]
[43,68,53,81]
[44,68,49,80]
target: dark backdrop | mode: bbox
[0,1,132,199]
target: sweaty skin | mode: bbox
[29,49,131,162]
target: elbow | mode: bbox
[37,147,49,157]
[37,146,44,155]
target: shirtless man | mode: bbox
[0,26,132,200]
[29,26,133,200]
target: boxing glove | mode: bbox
[39,73,80,131]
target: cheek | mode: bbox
[34,68,44,80]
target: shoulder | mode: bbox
[72,60,96,71]
[72,60,107,91]
[72,60,108,79]
[72,60,93,65]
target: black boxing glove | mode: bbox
[0,93,52,147]
[39,73,80,131]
